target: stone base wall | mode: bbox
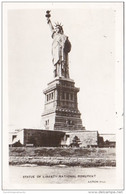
[10,129,99,148]
[62,131,98,147]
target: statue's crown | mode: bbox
[55,22,63,28]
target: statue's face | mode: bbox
[55,26,61,33]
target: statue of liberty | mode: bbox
[45,11,71,78]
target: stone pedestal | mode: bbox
[42,77,84,131]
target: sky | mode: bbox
[4,2,123,133]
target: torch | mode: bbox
[45,10,51,23]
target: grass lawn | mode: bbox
[9,147,116,158]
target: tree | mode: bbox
[71,136,81,147]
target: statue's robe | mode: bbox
[52,32,71,78]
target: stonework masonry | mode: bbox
[42,77,84,131]
[9,129,99,147]
[9,129,115,148]
[61,131,98,147]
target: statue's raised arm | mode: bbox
[45,10,71,78]
[45,11,54,34]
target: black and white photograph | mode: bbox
[2,2,124,190]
